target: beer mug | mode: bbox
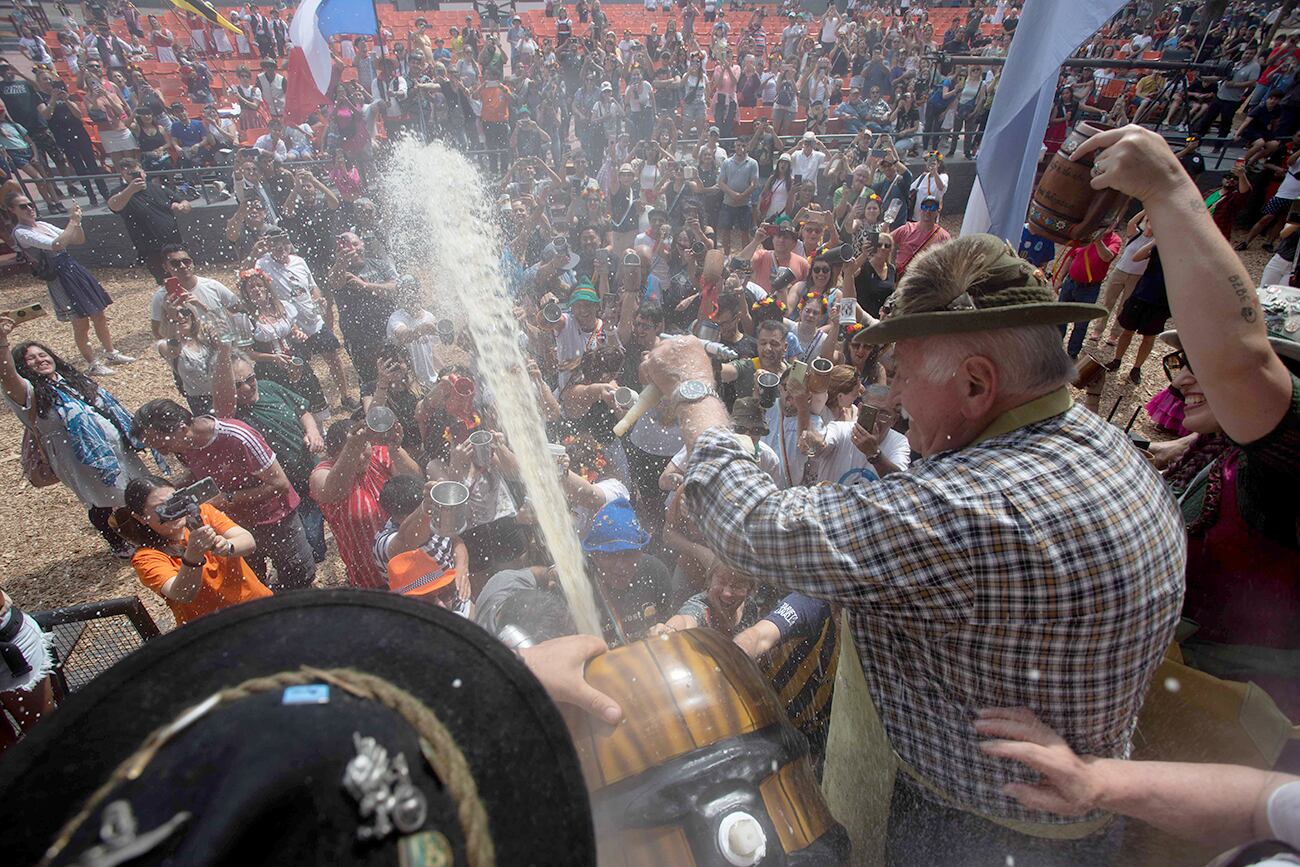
[1028,122,1131,245]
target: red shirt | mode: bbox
[313,445,393,589]
[891,221,952,273]
[1063,232,1121,285]
[179,418,298,527]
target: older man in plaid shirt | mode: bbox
[639,234,1185,865]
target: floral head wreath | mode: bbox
[751,296,786,315]
[237,268,269,288]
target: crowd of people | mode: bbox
[1,0,1300,864]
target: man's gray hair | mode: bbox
[916,325,1075,396]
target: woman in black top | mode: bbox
[130,110,172,171]
[851,228,897,318]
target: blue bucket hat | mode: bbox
[582,498,650,553]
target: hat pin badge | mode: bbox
[343,733,429,840]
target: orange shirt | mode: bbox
[132,504,271,626]
[480,83,510,122]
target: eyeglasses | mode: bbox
[14,201,35,211]
[1162,349,1191,382]
[237,373,257,387]
[166,257,194,267]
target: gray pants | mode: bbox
[247,509,316,591]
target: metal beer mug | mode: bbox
[428,481,470,537]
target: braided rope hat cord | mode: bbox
[40,667,495,867]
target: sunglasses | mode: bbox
[811,265,832,274]
[237,373,257,387]
[1162,349,1192,382]
[166,257,194,267]
[14,201,35,211]
[920,203,940,212]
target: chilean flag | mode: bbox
[285,0,378,122]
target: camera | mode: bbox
[156,477,221,524]
[771,266,797,295]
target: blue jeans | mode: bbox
[297,496,326,564]
[1059,276,1102,358]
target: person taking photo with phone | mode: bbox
[115,474,264,626]
[5,192,133,376]
[0,314,151,559]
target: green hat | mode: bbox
[566,280,600,307]
[731,397,769,436]
[855,233,1106,344]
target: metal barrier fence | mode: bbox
[29,597,161,699]
[13,125,1240,208]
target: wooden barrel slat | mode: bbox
[649,631,756,750]
[586,638,697,786]
[760,760,837,854]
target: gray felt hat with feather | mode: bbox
[854,233,1106,344]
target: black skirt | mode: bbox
[48,252,112,322]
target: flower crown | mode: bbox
[752,296,786,315]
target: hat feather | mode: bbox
[894,234,1002,316]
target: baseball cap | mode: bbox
[601,81,613,92]
[387,549,457,598]
[802,131,817,142]
[567,281,601,307]
[582,498,650,553]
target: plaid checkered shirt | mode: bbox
[684,392,1187,825]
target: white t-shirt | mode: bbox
[1113,235,1154,277]
[813,419,911,485]
[790,149,827,192]
[629,404,683,457]
[910,172,950,206]
[556,314,622,389]
[762,406,825,487]
[386,308,442,388]
[1276,166,1300,201]
[1265,781,1300,860]
[671,440,784,487]
[149,277,240,332]
[255,254,324,335]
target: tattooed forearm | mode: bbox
[1228,273,1259,323]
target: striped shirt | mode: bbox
[178,417,298,526]
[312,446,393,590]
[684,390,1186,825]
[372,518,456,578]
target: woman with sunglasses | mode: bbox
[1079,125,1300,720]
[850,228,896,319]
[5,193,131,376]
[156,300,218,415]
[236,268,330,428]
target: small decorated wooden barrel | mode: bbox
[565,629,850,867]
[1028,121,1132,245]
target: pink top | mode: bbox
[712,63,740,100]
[179,418,299,527]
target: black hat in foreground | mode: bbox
[0,591,595,866]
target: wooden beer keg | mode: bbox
[565,629,850,867]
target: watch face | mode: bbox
[679,380,708,401]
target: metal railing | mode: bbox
[29,596,161,699]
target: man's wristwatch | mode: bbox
[670,379,721,412]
